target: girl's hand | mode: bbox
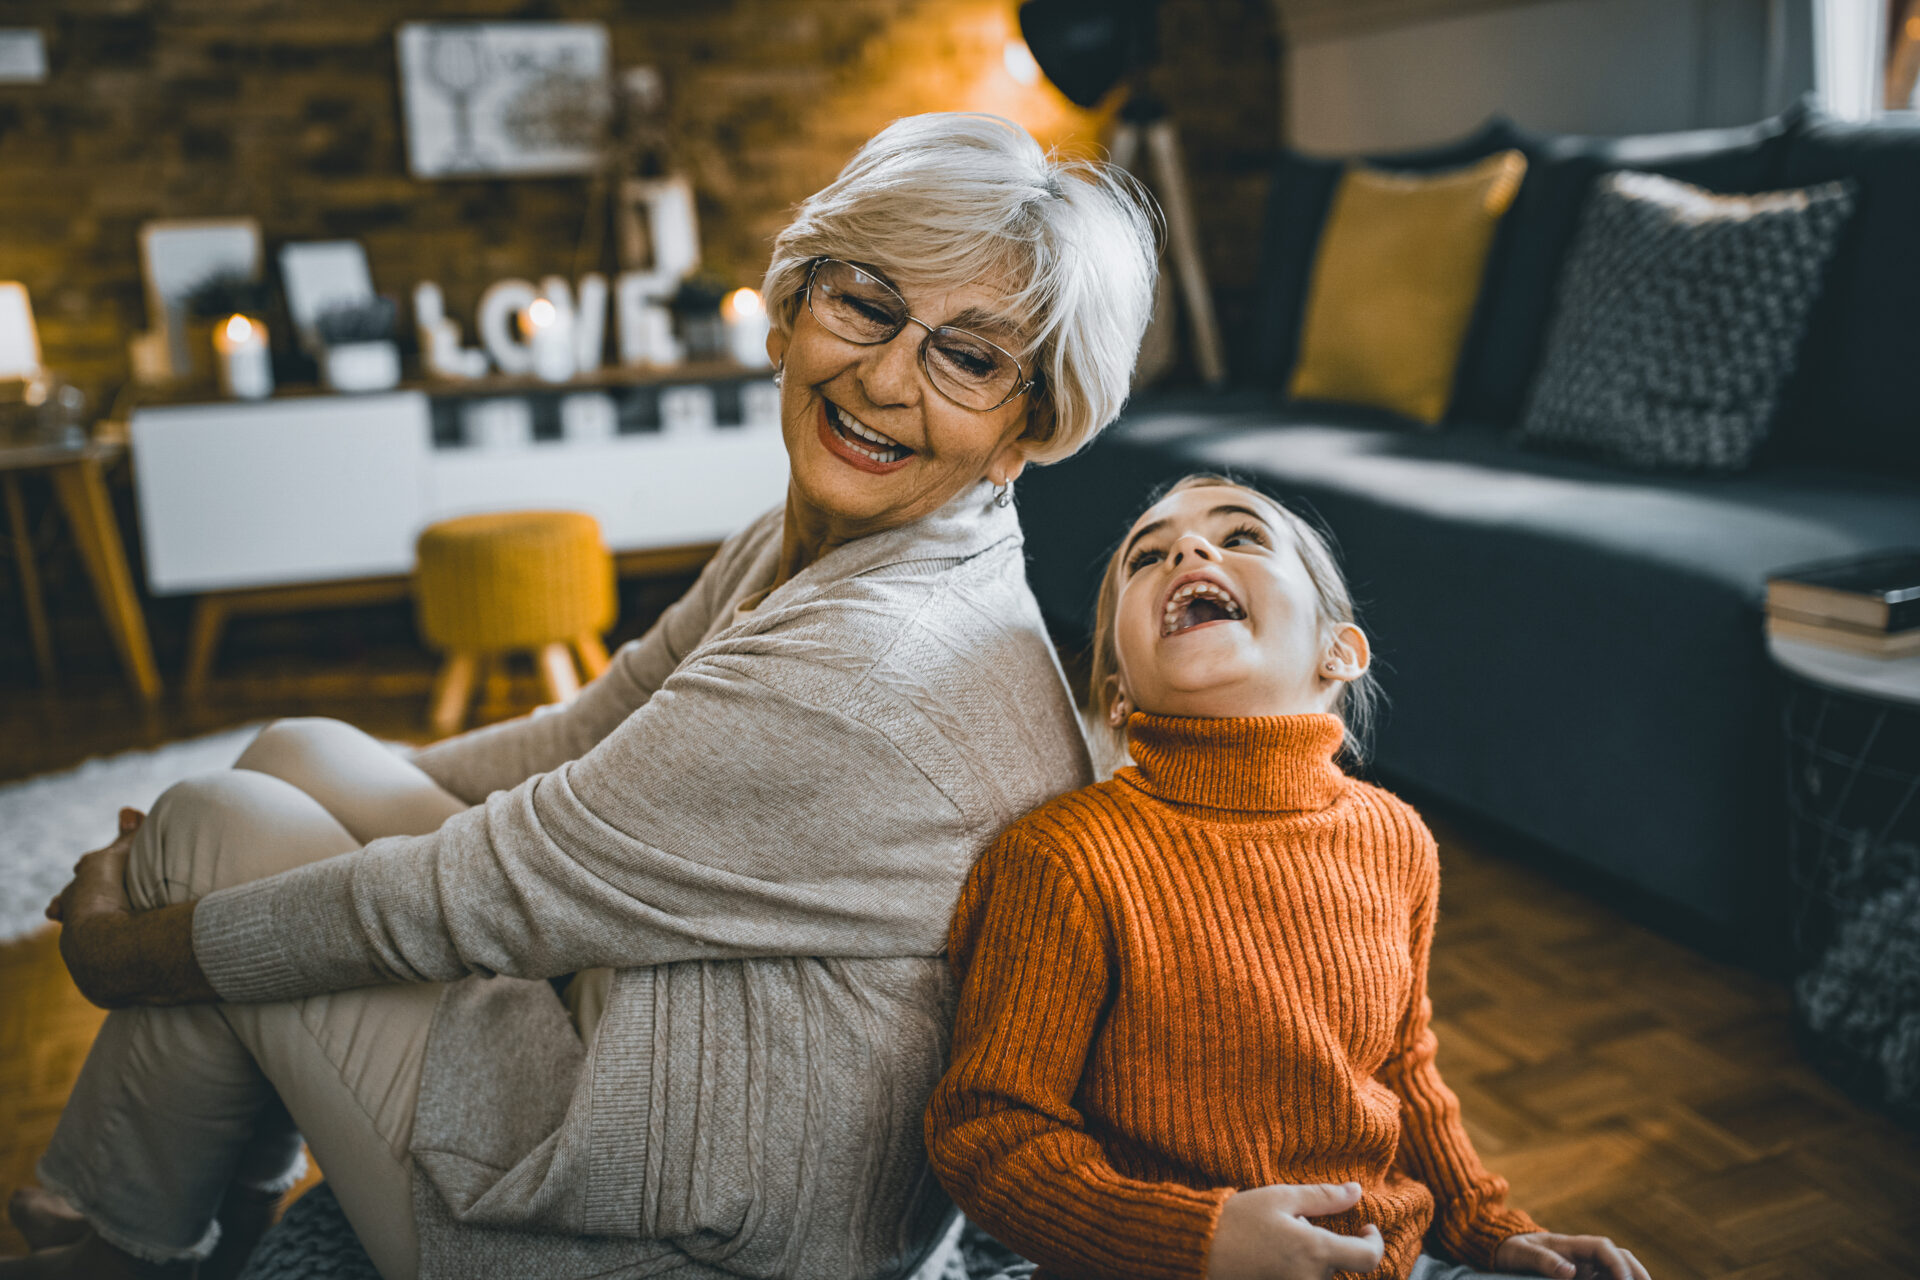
[1495,1232,1650,1280]
[1205,1182,1385,1280]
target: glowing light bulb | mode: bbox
[723,287,764,320]
[1004,38,1041,87]
[225,314,253,343]
[527,297,557,329]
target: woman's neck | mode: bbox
[774,491,858,588]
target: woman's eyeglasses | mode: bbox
[805,258,1035,412]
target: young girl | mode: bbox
[926,475,1650,1280]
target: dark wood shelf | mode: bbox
[121,358,771,412]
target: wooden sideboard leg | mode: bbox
[538,642,581,705]
[429,651,478,739]
[182,595,231,704]
[574,633,610,680]
[3,472,57,690]
[49,459,161,702]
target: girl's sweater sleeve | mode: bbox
[1376,825,1541,1269]
[926,829,1230,1280]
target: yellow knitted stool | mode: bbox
[414,511,615,736]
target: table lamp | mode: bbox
[0,282,42,380]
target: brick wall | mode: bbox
[0,0,1279,399]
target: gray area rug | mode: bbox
[0,724,265,944]
[241,1184,1033,1280]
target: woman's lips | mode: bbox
[815,399,916,475]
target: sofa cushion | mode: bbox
[1775,108,1920,476]
[1519,170,1855,471]
[1291,151,1527,426]
[1448,109,1800,429]
[1252,119,1521,390]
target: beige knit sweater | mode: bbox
[192,480,1092,1279]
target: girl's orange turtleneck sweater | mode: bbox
[925,712,1538,1280]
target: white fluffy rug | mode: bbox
[0,724,266,945]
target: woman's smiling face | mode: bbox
[767,269,1035,540]
[1108,484,1368,722]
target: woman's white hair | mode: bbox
[762,112,1160,464]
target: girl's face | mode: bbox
[1107,485,1369,724]
[767,271,1034,543]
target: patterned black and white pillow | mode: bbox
[1519,170,1856,472]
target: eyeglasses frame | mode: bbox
[804,258,1037,413]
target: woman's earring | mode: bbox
[773,358,784,388]
[992,481,1013,508]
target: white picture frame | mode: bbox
[396,21,611,179]
[138,218,264,378]
[279,241,376,354]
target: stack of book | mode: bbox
[1767,550,1920,658]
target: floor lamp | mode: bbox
[1020,0,1227,387]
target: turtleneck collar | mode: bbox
[1119,712,1348,815]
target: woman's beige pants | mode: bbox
[36,718,469,1280]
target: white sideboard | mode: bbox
[130,382,789,595]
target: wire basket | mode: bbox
[1780,674,1920,1119]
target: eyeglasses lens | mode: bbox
[810,260,1020,410]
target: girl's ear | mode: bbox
[766,324,789,368]
[1319,624,1371,684]
[1103,674,1133,728]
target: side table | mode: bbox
[1771,635,1920,1118]
[0,437,162,701]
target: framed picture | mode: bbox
[138,218,263,378]
[279,241,376,353]
[396,21,611,179]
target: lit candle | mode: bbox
[524,296,575,383]
[214,314,273,400]
[721,287,772,369]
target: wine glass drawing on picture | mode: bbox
[397,22,611,179]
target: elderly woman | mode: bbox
[6,113,1157,1280]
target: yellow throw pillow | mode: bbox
[1289,150,1527,426]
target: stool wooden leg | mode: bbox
[574,633,610,680]
[4,472,57,691]
[538,642,580,705]
[430,651,478,738]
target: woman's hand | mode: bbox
[47,808,218,1008]
[1495,1231,1650,1280]
[1205,1182,1385,1280]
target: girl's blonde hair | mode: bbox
[762,112,1159,464]
[1089,474,1382,764]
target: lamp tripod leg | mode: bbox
[1144,118,1227,387]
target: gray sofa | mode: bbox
[1017,103,1920,957]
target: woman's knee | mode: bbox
[236,716,463,844]
[235,717,379,789]
[127,771,358,910]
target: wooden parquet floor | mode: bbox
[3,681,1917,1273]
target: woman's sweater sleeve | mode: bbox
[192,641,972,1002]
[1377,827,1541,1269]
[406,522,751,803]
[926,830,1230,1280]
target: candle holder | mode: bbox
[214,314,275,400]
